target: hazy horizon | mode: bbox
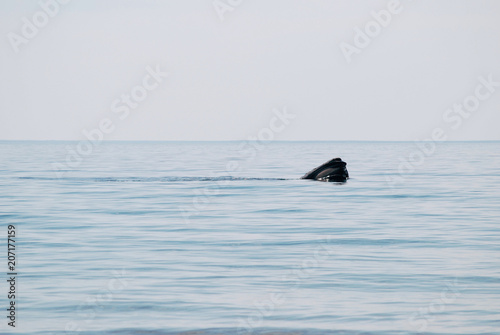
[2,139,500,142]
[1,0,499,141]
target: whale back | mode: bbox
[301,157,349,182]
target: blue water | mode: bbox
[1,141,499,335]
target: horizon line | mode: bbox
[1,139,499,143]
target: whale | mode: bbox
[301,157,349,182]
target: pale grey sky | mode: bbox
[1,0,499,141]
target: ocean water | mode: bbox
[0,141,499,335]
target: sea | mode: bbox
[0,141,499,335]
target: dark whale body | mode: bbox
[301,157,349,182]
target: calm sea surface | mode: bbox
[1,141,499,335]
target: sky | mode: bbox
[1,0,499,141]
